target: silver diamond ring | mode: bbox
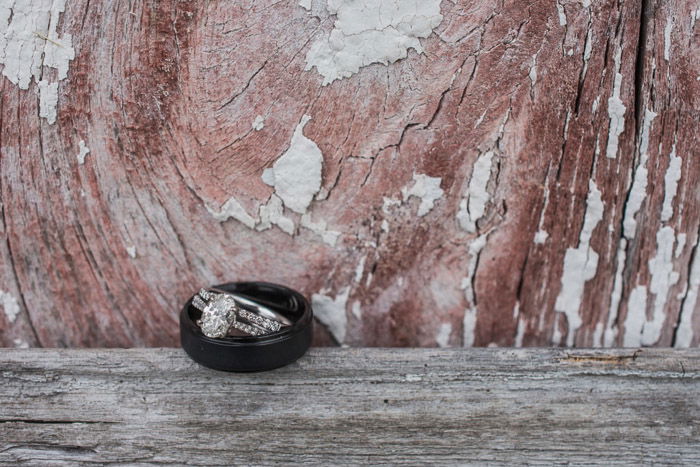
[192,288,290,338]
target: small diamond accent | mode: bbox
[239,310,282,332]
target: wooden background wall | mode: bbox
[1,0,698,348]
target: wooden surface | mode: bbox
[1,348,699,465]
[1,0,700,348]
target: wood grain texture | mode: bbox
[0,348,699,465]
[1,0,699,348]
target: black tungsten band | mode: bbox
[180,281,313,372]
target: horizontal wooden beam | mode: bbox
[1,348,698,464]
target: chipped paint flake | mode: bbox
[664,17,672,61]
[257,194,295,235]
[262,115,322,214]
[401,172,443,217]
[382,196,401,214]
[457,150,494,233]
[555,180,604,347]
[660,144,681,222]
[623,285,647,347]
[534,229,549,244]
[13,338,29,348]
[77,140,90,164]
[675,239,700,347]
[436,322,452,348]
[642,226,680,345]
[38,80,58,124]
[252,115,265,131]
[675,233,686,258]
[461,234,488,347]
[354,254,366,283]
[312,287,350,344]
[302,0,443,85]
[623,108,656,238]
[605,240,626,346]
[605,49,626,159]
[207,196,257,228]
[0,290,20,323]
[0,0,75,123]
[462,308,477,347]
[300,212,340,245]
[556,2,567,26]
[126,245,137,258]
[351,300,362,319]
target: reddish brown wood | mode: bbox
[1,0,698,348]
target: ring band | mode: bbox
[192,289,288,337]
[180,281,313,372]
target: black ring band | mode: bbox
[180,281,313,372]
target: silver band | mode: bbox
[193,288,289,338]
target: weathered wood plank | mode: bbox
[1,348,699,465]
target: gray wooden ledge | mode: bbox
[1,348,699,465]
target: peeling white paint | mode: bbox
[126,245,137,258]
[660,144,681,222]
[381,219,390,232]
[623,108,656,238]
[302,0,443,85]
[13,338,29,348]
[675,233,686,258]
[436,322,452,348]
[623,285,647,347]
[643,226,680,345]
[528,56,537,88]
[514,317,526,347]
[77,140,90,164]
[675,240,700,347]
[0,290,20,323]
[257,194,295,235]
[207,196,257,229]
[463,308,477,347]
[38,80,58,124]
[252,115,265,131]
[534,229,549,244]
[555,180,604,347]
[312,287,350,344]
[351,300,362,319]
[552,314,563,346]
[461,234,488,347]
[457,151,494,233]
[605,240,626,346]
[262,115,323,214]
[401,172,444,217]
[382,196,401,214]
[605,49,626,159]
[556,2,567,26]
[664,17,672,61]
[354,254,366,283]
[462,234,487,308]
[300,212,340,246]
[591,95,600,114]
[592,322,603,348]
[0,0,75,122]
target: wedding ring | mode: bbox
[192,288,288,338]
[180,281,313,372]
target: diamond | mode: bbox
[198,296,237,338]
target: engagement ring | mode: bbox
[192,288,288,338]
